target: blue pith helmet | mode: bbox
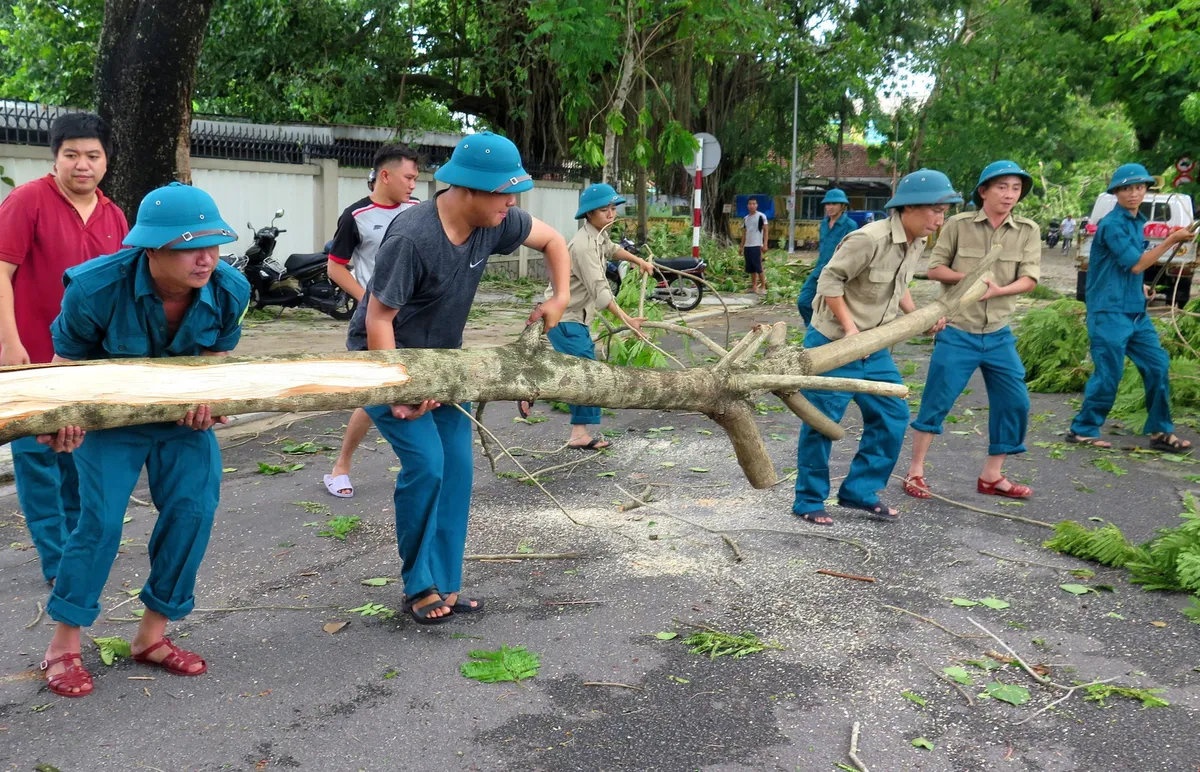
[124,182,237,250]
[576,183,625,219]
[1107,163,1157,194]
[972,160,1034,206]
[821,188,850,206]
[885,169,963,209]
[434,131,534,194]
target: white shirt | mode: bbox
[743,212,768,248]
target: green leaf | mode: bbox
[1107,612,1126,620]
[460,645,541,683]
[596,471,616,477]
[92,636,131,666]
[943,666,973,685]
[666,675,690,684]
[911,737,935,750]
[1084,684,1168,708]
[360,577,392,586]
[966,658,1004,671]
[659,462,676,468]
[318,516,361,541]
[388,466,401,472]
[130,609,144,618]
[1069,568,1096,579]
[348,602,395,619]
[901,690,927,706]
[696,429,713,435]
[655,632,678,640]
[978,597,1011,609]
[222,467,238,473]
[1091,458,1127,476]
[950,597,979,607]
[257,461,305,475]
[983,681,1030,705]
[1060,583,1093,595]
[689,467,709,473]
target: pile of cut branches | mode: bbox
[1043,493,1200,624]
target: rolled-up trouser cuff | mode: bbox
[140,587,194,622]
[46,593,100,628]
[988,442,1026,456]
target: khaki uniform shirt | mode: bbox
[812,215,925,340]
[929,210,1041,334]
[545,221,617,325]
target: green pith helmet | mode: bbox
[973,160,1034,207]
[124,182,237,250]
[1107,163,1156,194]
[885,169,963,209]
[821,188,850,205]
[433,131,534,194]
[576,183,625,219]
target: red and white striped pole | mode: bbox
[692,146,703,259]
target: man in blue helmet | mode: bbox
[37,182,251,697]
[903,161,1042,501]
[1067,163,1195,452]
[797,188,858,326]
[793,169,959,525]
[518,182,652,448]
[347,131,571,624]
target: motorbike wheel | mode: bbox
[327,292,358,321]
[1047,234,1059,248]
[664,276,703,312]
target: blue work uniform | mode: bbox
[911,210,1041,456]
[794,216,921,516]
[797,214,858,326]
[45,249,250,628]
[1070,207,1172,437]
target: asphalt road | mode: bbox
[2,273,1199,772]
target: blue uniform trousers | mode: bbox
[547,321,602,425]
[11,436,81,583]
[911,326,1030,456]
[796,258,830,327]
[1070,311,1172,437]
[47,423,221,628]
[366,403,473,595]
[793,328,910,514]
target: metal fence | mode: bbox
[0,99,591,179]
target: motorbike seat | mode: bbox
[285,252,328,275]
[655,257,702,272]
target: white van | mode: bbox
[1076,192,1196,305]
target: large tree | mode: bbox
[94,0,218,214]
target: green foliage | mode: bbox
[318,516,361,541]
[460,645,541,683]
[257,462,305,475]
[1044,495,1200,620]
[91,636,131,666]
[1014,299,1092,392]
[982,681,1030,706]
[348,602,396,620]
[1083,684,1169,709]
[682,629,784,659]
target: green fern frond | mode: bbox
[1043,521,1140,567]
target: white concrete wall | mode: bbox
[1,144,585,274]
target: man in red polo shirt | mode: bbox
[0,112,129,585]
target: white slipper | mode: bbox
[323,473,354,498]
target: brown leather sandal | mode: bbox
[977,476,1033,499]
[133,637,208,676]
[41,652,93,697]
[903,476,932,499]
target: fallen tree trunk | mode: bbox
[0,249,1001,488]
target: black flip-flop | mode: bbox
[569,438,610,451]
[404,590,452,625]
[837,498,899,521]
[446,596,484,614]
[796,510,834,526]
[1149,433,1192,452]
[517,400,533,419]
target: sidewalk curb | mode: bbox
[0,411,317,485]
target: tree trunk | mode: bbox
[834,96,846,185]
[0,251,1002,488]
[94,0,218,215]
[636,74,649,243]
[601,2,638,185]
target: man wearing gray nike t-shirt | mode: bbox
[350,131,570,625]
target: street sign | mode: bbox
[1176,173,1195,187]
[1176,156,1195,174]
[683,132,722,177]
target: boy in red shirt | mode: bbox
[0,113,128,584]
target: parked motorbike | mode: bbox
[1046,219,1061,248]
[220,209,357,321]
[605,238,706,312]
